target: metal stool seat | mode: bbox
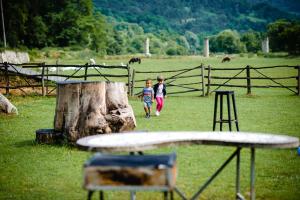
[213,91,239,131]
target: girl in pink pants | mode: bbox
[153,75,167,116]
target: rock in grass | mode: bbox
[0,93,18,114]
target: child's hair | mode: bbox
[146,78,152,83]
[157,75,164,81]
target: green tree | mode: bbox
[1,0,108,50]
[241,31,262,53]
[25,16,48,48]
[210,29,246,54]
[267,19,300,54]
[184,31,199,54]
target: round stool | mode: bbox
[213,91,239,131]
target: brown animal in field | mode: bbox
[221,56,231,63]
[128,57,141,64]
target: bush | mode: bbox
[166,48,177,55]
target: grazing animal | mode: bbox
[128,57,141,64]
[221,56,231,63]
[89,58,96,65]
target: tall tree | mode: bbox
[267,19,300,54]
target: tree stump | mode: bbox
[54,81,136,143]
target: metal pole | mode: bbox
[191,149,239,200]
[0,0,6,47]
[250,148,256,200]
[236,148,242,200]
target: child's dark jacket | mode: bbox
[153,83,167,98]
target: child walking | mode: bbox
[153,75,167,116]
[141,79,154,118]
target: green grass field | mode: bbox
[1,56,300,200]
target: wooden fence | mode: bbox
[131,64,206,96]
[0,62,130,96]
[1,62,299,96]
[206,65,300,96]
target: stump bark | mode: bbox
[54,81,136,143]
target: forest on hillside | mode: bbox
[1,0,299,55]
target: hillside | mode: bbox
[93,0,300,35]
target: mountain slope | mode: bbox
[93,0,299,35]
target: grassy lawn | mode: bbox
[1,56,300,200]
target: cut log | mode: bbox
[53,81,136,143]
[0,93,18,114]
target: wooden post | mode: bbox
[246,65,251,95]
[46,63,48,95]
[206,65,211,96]
[201,64,205,96]
[4,62,9,95]
[41,63,45,96]
[131,69,135,96]
[84,63,88,81]
[127,65,131,95]
[297,66,300,96]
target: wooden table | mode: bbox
[77,131,299,200]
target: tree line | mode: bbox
[0,0,299,55]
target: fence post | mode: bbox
[84,63,88,81]
[41,63,45,96]
[246,65,251,95]
[4,62,9,95]
[46,63,48,95]
[297,66,300,96]
[131,69,135,96]
[201,64,205,96]
[127,65,131,95]
[206,65,211,96]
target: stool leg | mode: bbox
[130,191,136,200]
[164,191,168,200]
[227,94,232,131]
[99,191,104,200]
[87,191,93,200]
[220,94,223,131]
[231,94,239,131]
[213,93,218,131]
[170,191,174,200]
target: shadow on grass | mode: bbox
[14,139,77,149]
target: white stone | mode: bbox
[144,37,151,57]
[0,93,18,114]
[203,38,209,57]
